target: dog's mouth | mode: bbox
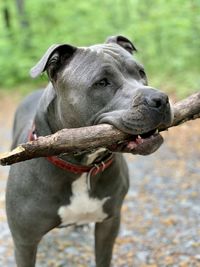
[108,128,164,155]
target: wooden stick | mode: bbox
[0,92,199,166]
[170,92,200,126]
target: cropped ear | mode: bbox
[30,44,77,80]
[105,35,137,54]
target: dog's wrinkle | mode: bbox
[90,43,127,55]
[93,108,149,135]
[93,110,126,126]
[131,103,145,109]
[96,108,160,135]
[97,116,140,136]
[61,50,105,85]
[89,44,130,71]
[122,119,146,128]
[121,121,151,135]
[122,109,146,124]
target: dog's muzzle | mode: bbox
[97,88,173,155]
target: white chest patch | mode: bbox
[58,174,109,226]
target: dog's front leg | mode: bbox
[95,215,120,267]
[14,241,38,267]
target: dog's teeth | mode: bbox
[137,135,142,139]
[155,129,159,134]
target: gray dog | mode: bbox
[6,35,173,267]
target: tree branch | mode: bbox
[0,92,199,166]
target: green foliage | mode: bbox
[0,0,199,96]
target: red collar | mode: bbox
[28,125,114,176]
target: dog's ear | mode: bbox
[105,35,137,54]
[30,44,77,80]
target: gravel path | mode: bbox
[0,94,199,267]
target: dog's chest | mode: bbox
[58,174,109,226]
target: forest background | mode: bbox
[0,0,199,97]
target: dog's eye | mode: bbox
[95,78,110,87]
[139,69,146,79]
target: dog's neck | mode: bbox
[34,84,110,166]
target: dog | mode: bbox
[6,35,173,267]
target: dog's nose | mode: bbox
[146,93,169,110]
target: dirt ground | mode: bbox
[0,92,199,267]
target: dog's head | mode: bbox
[30,35,173,155]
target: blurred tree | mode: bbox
[15,0,31,48]
[2,0,12,38]
[3,6,11,30]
